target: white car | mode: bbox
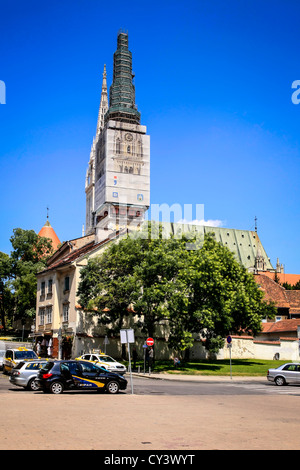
[3,348,38,374]
[77,353,127,375]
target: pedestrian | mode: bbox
[132,347,138,370]
[36,341,41,356]
[173,356,180,368]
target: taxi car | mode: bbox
[10,360,49,390]
[36,360,127,394]
[76,353,127,375]
[3,348,38,374]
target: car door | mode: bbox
[282,364,299,384]
[60,362,79,389]
[78,361,106,390]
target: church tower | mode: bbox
[85,65,109,235]
[86,30,150,240]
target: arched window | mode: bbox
[116,139,121,154]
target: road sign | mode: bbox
[226,335,232,344]
[120,329,135,344]
[146,337,154,346]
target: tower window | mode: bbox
[127,145,131,153]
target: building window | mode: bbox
[47,279,53,298]
[46,306,52,324]
[41,282,45,297]
[39,308,45,326]
[64,276,70,292]
[63,304,69,322]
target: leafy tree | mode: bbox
[0,228,53,331]
[77,236,145,335]
[0,252,14,333]
[169,234,276,354]
[282,281,300,290]
[77,225,276,355]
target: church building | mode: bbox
[34,30,299,361]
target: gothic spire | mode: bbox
[96,64,109,137]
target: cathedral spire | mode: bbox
[105,31,140,125]
[96,64,109,137]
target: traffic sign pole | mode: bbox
[227,336,232,380]
[120,329,135,394]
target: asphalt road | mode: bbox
[1,373,300,451]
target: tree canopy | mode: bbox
[77,225,276,354]
[0,228,54,332]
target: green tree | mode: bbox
[77,236,145,335]
[169,234,276,354]
[77,225,276,355]
[0,252,14,333]
[0,228,53,331]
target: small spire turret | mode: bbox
[96,64,109,137]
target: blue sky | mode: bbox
[0,0,300,273]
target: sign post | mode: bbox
[120,329,135,394]
[142,343,148,374]
[146,338,154,374]
[227,335,232,380]
[103,335,109,354]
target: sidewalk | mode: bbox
[131,370,266,382]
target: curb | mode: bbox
[131,372,266,383]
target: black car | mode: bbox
[36,360,127,394]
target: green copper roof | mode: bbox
[106,31,141,125]
[140,222,274,272]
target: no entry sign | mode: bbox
[146,337,154,346]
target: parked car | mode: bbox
[9,360,49,391]
[0,350,5,370]
[3,348,38,374]
[36,360,127,394]
[267,362,300,386]
[76,353,127,375]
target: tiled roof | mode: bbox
[259,271,300,286]
[40,239,107,273]
[262,319,300,334]
[285,290,300,314]
[253,274,290,308]
[38,220,61,251]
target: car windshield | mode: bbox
[15,350,38,359]
[98,356,116,363]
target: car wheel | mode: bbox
[275,376,286,386]
[49,381,64,394]
[27,378,40,391]
[106,381,120,394]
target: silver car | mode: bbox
[9,360,49,391]
[267,363,300,386]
